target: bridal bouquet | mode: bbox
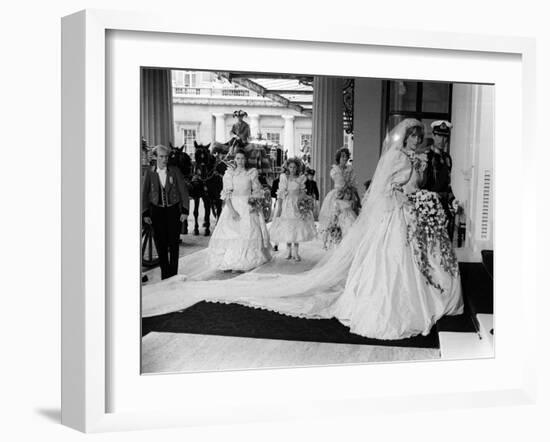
[297,195,314,220]
[407,189,458,292]
[408,190,447,233]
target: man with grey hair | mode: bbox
[142,144,189,279]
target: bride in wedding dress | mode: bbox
[142,119,464,340]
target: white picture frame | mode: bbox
[61,9,537,433]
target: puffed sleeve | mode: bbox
[249,168,264,198]
[220,168,234,200]
[276,173,288,199]
[389,150,414,191]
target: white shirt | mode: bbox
[157,167,167,187]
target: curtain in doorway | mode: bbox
[141,68,174,148]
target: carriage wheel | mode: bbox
[141,223,159,267]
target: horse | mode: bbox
[190,142,226,236]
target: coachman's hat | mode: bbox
[431,120,452,136]
[233,109,248,118]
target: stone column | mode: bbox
[353,78,383,197]
[249,114,260,140]
[283,115,295,157]
[213,113,226,142]
[312,77,344,199]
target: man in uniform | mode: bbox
[424,120,455,240]
[228,109,251,153]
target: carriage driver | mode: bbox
[142,144,190,280]
[229,109,251,152]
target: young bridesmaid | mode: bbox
[318,147,358,247]
[208,149,271,272]
[269,158,316,261]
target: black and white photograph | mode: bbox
[140,68,494,374]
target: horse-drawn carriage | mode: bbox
[210,139,282,179]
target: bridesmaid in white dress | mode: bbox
[269,158,317,261]
[333,186,358,238]
[207,150,271,272]
[318,147,357,247]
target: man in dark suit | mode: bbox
[305,168,319,201]
[424,120,455,240]
[142,145,190,279]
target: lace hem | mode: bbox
[203,299,328,321]
[208,244,271,271]
[269,217,317,243]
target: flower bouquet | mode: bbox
[248,196,264,214]
[325,214,343,247]
[297,195,314,220]
[406,189,459,292]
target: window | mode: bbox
[183,129,197,158]
[384,80,452,144]
[265,132,281,145]
[172,70,184,86]
[173,70,198,87]
[184,72,197,88]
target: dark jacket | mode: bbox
[271,177,280,199]
[305,180,319,200]
[424,149,453,194]
[230,121,251,144]
[141,166,190,216]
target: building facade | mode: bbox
[171,71,313,160]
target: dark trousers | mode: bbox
[438,193,455,241]
[212,198,223,219]
[151,204,181,280]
